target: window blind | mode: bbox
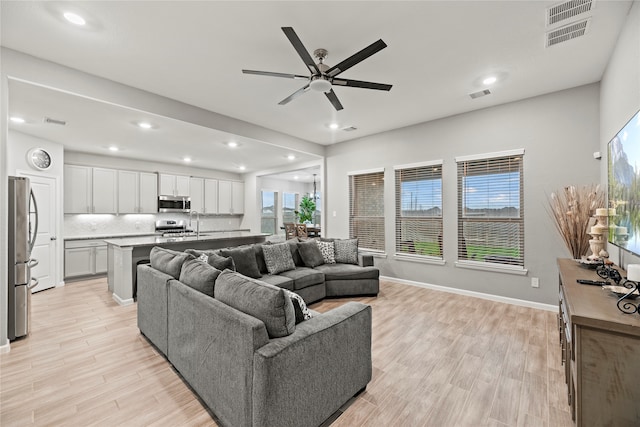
[282,192,298,224]
[349,171,385,251]
[457,154,524,267]
[395,163,443,258]
[260,190,278,235]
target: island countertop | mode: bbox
[104,231,268,248]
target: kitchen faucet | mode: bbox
[189,210,200,238]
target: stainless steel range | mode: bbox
[155,220,196,237]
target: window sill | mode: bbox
[359,250,387,259]
[455,260,528,276]
[394,254,445,266]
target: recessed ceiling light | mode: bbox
[483,76,497,85]
[10,116,25,124]
[227,141,238,148]
[108,146,119,152]
[239,165,246,171]
[294,176,299,180]
[138,122,153,129]
[63,12,86,26]
[183,157,192,163]
[287,154,296,160]
[328,123,339,130]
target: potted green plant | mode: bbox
[295,195,316,224]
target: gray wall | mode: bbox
[325,83,601,305]
[600,0,640,268]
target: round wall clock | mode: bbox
[28,148,52,170]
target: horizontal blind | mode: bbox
[261,191,277,235]
[395,163,443,258]
[457,154,524,267]
[349,171,385,251]
[282,192,298,224]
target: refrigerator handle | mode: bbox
[28,258,39,268]
[29,189,39,253]
[29,277,39,289]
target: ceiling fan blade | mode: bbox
[243,70,308,80]
[324,89,344,111]
[332,78,392,91]
[326,39,387,78]
[281,27,320,75]
[278,84,310,105]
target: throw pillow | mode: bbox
[179,258,221,297]
[214,270,296,338]
[286,238,303,266]
[297,239,325,268]
[262,242,296,275]
[208,252,235,271]
[334,238,359,264]
[150,246,194,279]
[283,289,313,323]
[254,243,271,275]
[316,240,336,264]
[219,246,262,279]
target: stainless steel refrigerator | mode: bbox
[8,176,38,340]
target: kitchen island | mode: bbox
[105,231,267,305]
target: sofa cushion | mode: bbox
[333,238,359,265]
[316,240,336,264]
[278,267,325,291]
[283,289,313,323]
[262,242,296,275]
[298,239,325,268]
[150,246,194,279]
[214,270,296,338]
[186,249,236,271]
[219,246,262,279]
[179,258,221,297]
[286,238,304,266]
[314,263,380,281]
[259,274,294,291]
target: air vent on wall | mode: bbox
[43,117,67,126]
[469,89,491,99]
[546,19,590,47]
[547,0,594,26]
[342,126,358,132]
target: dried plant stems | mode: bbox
[548,184,606,259]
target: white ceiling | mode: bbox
[1,1,634,172]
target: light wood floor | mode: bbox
[1,278,573,427]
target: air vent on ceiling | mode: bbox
[342,126,358,132]
[469,89,491,99]
[43,117,67,126]
[546,19,590,47]
[547,0,594,26]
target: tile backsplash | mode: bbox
[64,213,243,238]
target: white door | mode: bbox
[25,175,57,293]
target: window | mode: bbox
[395,161,443,259]
[349,169,385,252]
[261,190,277,234]
[282,192,298,224]
[456,150,524,268]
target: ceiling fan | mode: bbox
[242,27,392,111]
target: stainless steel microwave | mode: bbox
[158,195,191,213]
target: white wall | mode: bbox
[325,84,601,305]
[600,0,640,268]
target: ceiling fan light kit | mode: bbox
[242,27,392,111]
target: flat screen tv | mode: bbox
[608,109,640,257]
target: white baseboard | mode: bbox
[380,275,557,312]
[112,293,134,306]
[0,339,10,354]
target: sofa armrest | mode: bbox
[359,253,374,267]
[253,301,372,427]
[136,264,173,355]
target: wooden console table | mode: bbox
[557,258,640,426]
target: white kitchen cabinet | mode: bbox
[218,180,244,214]
[189,177,204,213]
[119,170,158,213]
[204,179,219,214]
[64,165,117,214]
[64,239,107,278]
[159,173,190,196]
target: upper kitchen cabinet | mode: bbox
[118,170,158,213]
[64,165,117,214]
[189,177,204,213]
[190,177,219,214]
[159,173,190,197]
[218,180,244,215]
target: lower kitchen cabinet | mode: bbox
[65,239,108,279]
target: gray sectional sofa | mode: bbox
[137,237,378,427]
